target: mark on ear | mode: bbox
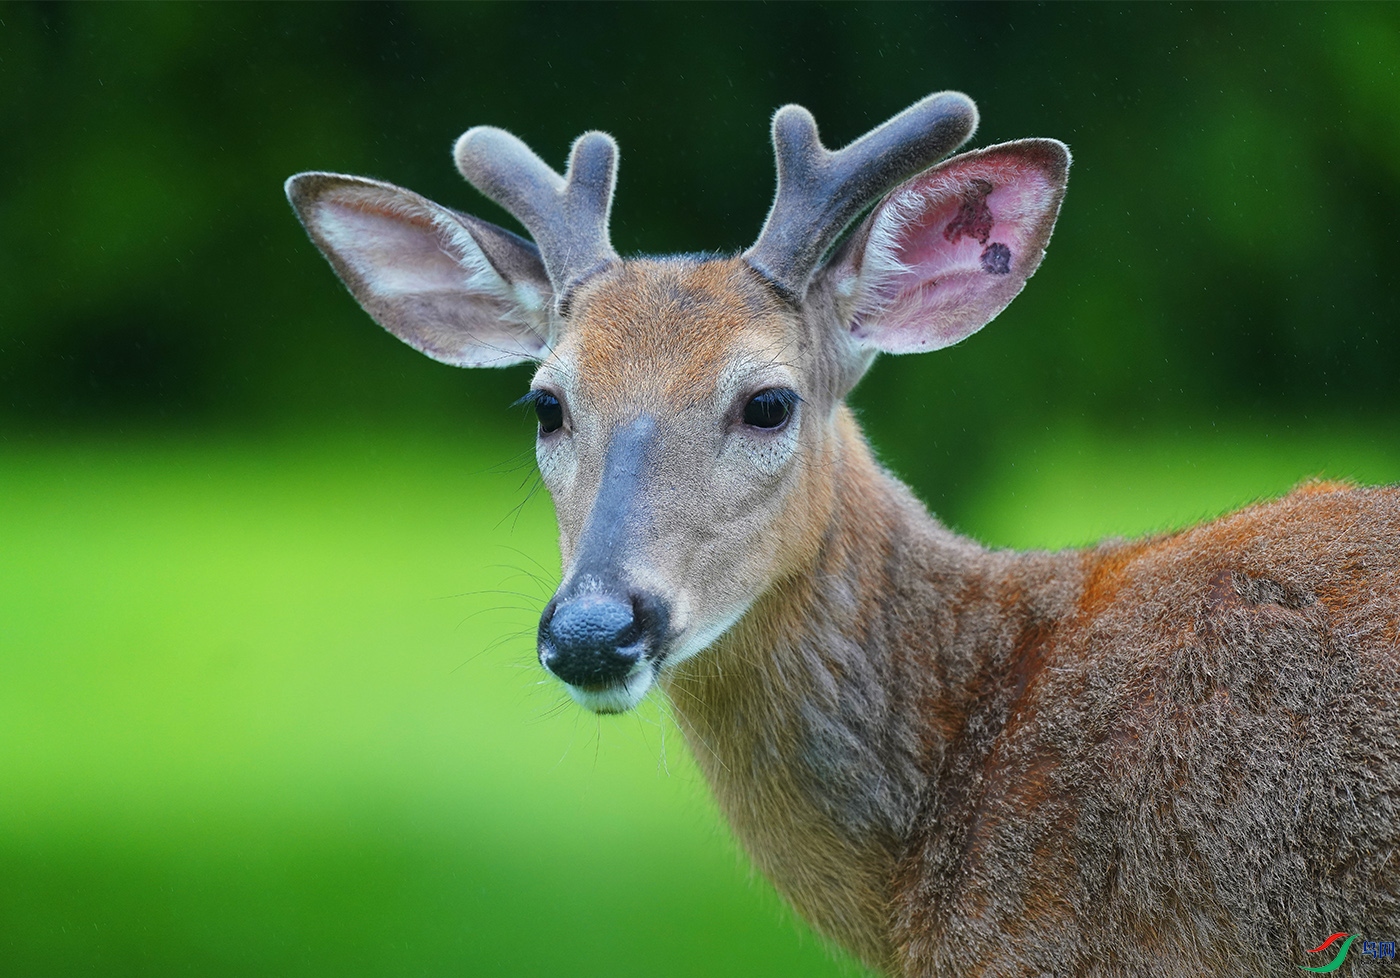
[946,178,996,246]
[285,172,553,368]
[824,139,1070,355]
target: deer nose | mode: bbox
[538,592,665,688]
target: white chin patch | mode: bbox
[565,661,657,714]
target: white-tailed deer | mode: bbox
[286,92,1400,976]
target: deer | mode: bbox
[285,91,1400,976]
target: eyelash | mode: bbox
[514,389,564,433]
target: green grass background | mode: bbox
[3,423,1396,977]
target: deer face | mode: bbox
[286,91,1068,714]
[527,259,838,710]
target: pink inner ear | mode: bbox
[854,149,1064,353]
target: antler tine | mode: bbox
[454,127,620,305]
[744,91,980,299]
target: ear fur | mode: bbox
[285,172,553,368]
[821,139,1070,356]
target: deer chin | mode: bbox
[565,660,657,714]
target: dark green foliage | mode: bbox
[2,2,1397,504]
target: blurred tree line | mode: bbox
[1,2,1397,509]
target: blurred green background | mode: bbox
[2,3,1398,976]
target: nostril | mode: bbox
[630,592,669,649]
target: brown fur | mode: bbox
[573,261,782,405]
[665,398,1400,974]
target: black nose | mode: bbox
[538,592,666,688]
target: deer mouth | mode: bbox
[562,660,658,714]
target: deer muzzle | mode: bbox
[536,415,674,712]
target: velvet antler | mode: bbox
[743,91,979,299]
[454,128,620,306]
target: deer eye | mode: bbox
[534,392,563,433]
[516,390,564,434]
[742,388,799,430]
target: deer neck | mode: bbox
[661,406,997,971]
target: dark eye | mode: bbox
[534,392,563,433]
[742,388,798,430]
[516,390,564,433]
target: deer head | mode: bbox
[286,92,1069,714]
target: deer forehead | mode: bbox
[553,258,803,413]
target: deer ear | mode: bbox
[286,172,553,368]
[821,139,1069,355]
